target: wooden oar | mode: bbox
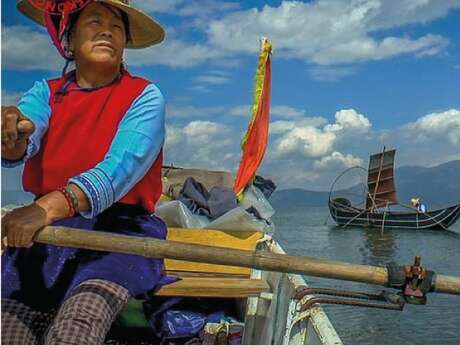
[32,225,460,296]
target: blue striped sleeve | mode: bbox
[1,80,51,168]
[69,83,165,218]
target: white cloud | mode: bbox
[308,34,448,65]
[207,0,455,65]
[365,0,460,31]
[230,104,308,119]
[270,117,329,134]
[1,22,224,71]
[126,39,227,68]
[183,120,226,140]
[4,1,457,72]
[271,105,306,119]
[325,109,372,134]
[194,75,231,85]
[270,120,297,134]
[262,107,460,189]
[229,105,252,117]
[313,151,363,170]
[271,108,371,158]
[372,109,460,168]
[134,0,240,17]
[273,125,337,158]
[403,109,460,146]
[2,25,61,71]
[165,121,239,170]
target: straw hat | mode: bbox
[411,197,420,206]
[16,0,165,48]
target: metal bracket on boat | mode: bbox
[294,287,405,312]
[387,256,435,305]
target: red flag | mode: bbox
[233,39,272,197]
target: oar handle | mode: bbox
[34,226,460,296]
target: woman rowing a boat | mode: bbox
[1,1,170,343]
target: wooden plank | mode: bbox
[165,270,249,278]
[165,228,263,275]
[154,277,270,298]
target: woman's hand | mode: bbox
[1,106,35,160]
[1,203,48,248]
[1,186,91,249]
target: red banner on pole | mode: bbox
[233,39,272,197]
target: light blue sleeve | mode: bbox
[1,80,51,168]
[69,83,165,218]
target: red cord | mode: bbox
[57,187,75,217]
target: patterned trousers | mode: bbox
[1,279,129,345]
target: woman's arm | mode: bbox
[26,83,164,222]
[2,80,51,167]
[2,83,164,247]
[69,83,165,218]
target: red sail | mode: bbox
[366,149,398,210]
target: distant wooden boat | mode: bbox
[328,148,460,230]
[329,200,460,229]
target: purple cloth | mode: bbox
[1,204,170,311]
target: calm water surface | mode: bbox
[273,206,460,345]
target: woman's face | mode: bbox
[69,3,126,68]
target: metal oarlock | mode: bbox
[386,256,435,304]
[401,256,434,305]
[294,287,405,312]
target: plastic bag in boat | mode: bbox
[156,200,210,228]
[162,310,225,338]
[239,185,275,220]
[206,207,274,234]
[156,200,273,234]
[155,186,275,234]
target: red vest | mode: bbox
[23,71,163,213]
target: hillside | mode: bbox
[270,160,460,210]
[2,160,459,209]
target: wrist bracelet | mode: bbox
[64,185,80,214]
[57,187,75,217]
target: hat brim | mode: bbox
[16,0,165,48]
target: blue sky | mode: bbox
[2,0,460,191]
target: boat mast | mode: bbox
[370,146,386,211]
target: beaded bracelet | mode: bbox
[64,185,80,214]
[57,187,75,217]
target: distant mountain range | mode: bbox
[2,160,459,210]
[270,160,460,210]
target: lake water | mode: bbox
[273,206,460,345]
[2,194,459,344]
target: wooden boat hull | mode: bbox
[108,234,343,345]
[328,201,460,230]
[243,239,343,345]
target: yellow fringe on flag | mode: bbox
[241,38,273,148]
[234,38,273,201]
